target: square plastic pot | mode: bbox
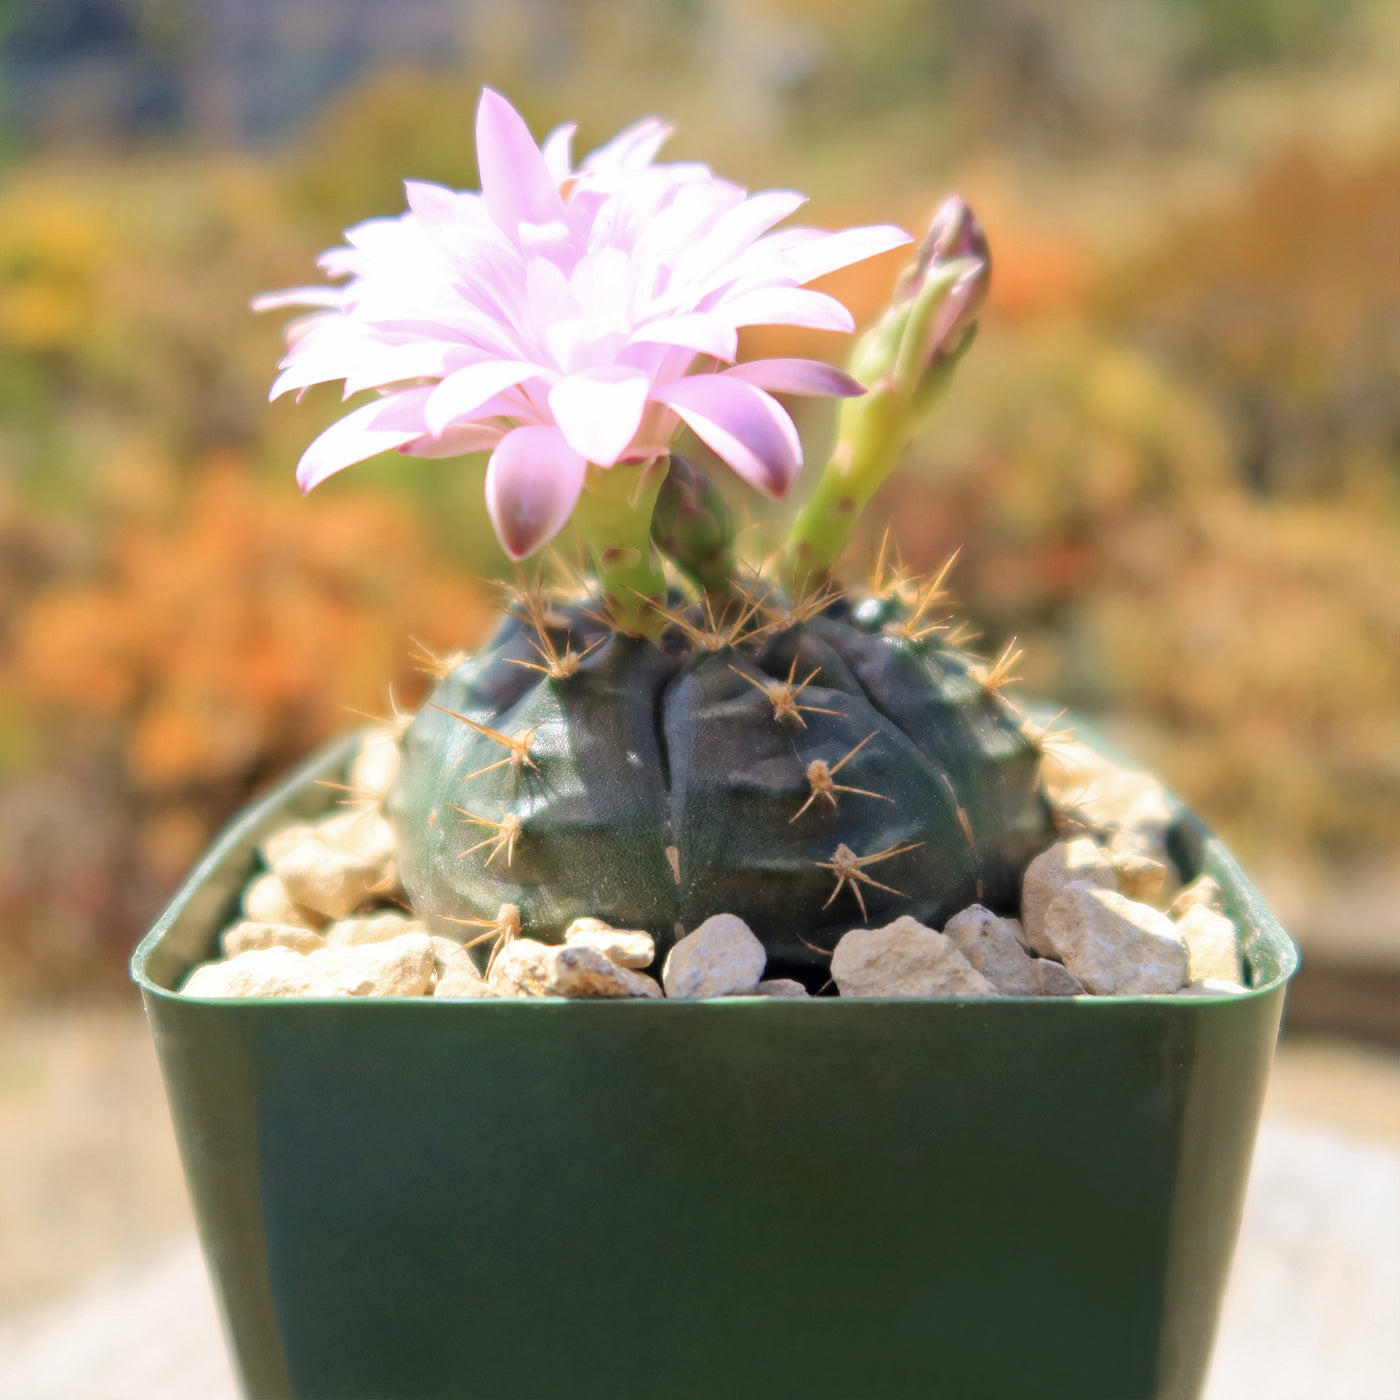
[132,732,1297,1400]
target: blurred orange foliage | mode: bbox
[1,457,489,999]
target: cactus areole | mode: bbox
[259,89,1054,985]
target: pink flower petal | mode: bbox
[425,359,549,437]
[251,286,343,313]
[401,423,505,459]
[773,224,913,285]
[718,286,856,334]
[548,369,652,466]
[721,358,865,397]
[485,424,588,558]
[475,88,568,236]
[402,182,503,267]
[341,340,477,398]
[628,314,738,361]
[581,117,673,174]
[679,190,807,283]
[541,123,577,183]
[652,376,802,498]
[295,388,432,493]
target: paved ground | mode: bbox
[0,1004,1396,1398]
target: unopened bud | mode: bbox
[905,195,991,288]
[851,195,991,411]
[651,454,736,593]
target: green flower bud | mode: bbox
[651,454,737,595]
[853,195,991,413]
[783,197,992,585]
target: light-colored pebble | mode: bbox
[1021,838,1116,956]
[241,872,324,929]
[434,947,496,998]
[259,823,315,868]
[1041,884,1188,995]
[1106,844,1171,905]
[183,946,318,998]
[661,914,767,999]
[270,812,398,920]
[1169,875,1226,920]
[1177,905,1244,985]
[1033,958,1086,997]
[1041,741,1174,838]
[350,730,401,803]
[271,841,385,920]
[1178,978,1249,996]
[943,904,1040,995]
[564,919,656,969]
[490,939,664,999]
[324,911,428,947]
[831,915,999,999]
[316,809,398,867]
[430,935,465,973]
[220,921,326,958]
[306,933,436,997]
[755,979,810,997]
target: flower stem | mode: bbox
[783,203,989,589]
[571,458,670,637]
[783,385,905,585]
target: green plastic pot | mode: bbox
[132,730,1297,1400]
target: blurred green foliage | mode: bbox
[0,0,1395,995]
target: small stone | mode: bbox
[1169,875,1226,920]
[1107,829,1179,902]
[434,947,496,998]
[1178,978,1249,996]
[271,840,382,920]
[1107,849,1169,905]
[755,979,810,997]
[1033,958,1086,997]
[661,914,767,999]
[490,939,664,999]
[564,918,656,969]
[1041,884,1188,995]
[831,915,999,999]
[220,921,326,958]
[306,933,436,997]
[943,904,1040,995]
[271,812,398,919]
[1177,905,1244,985]
[1041,742,1173,838]
[241,872,324,929]
[325,911,428,947]
[183,946,318,998]
[259,823,315,868]
[350,729,401,803]
[1021,838,1116,956]
[316,809,398,868]
[430,935,465,973]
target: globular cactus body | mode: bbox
[389,593,1053,986]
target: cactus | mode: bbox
[262,90,1054,987]
[389,549,1052,985]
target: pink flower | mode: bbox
[257,89,910,559]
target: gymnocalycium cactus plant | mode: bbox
[260,90,1053,986]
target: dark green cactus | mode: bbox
[388,578,1053,987]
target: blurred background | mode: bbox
[0,0,1396,1366]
